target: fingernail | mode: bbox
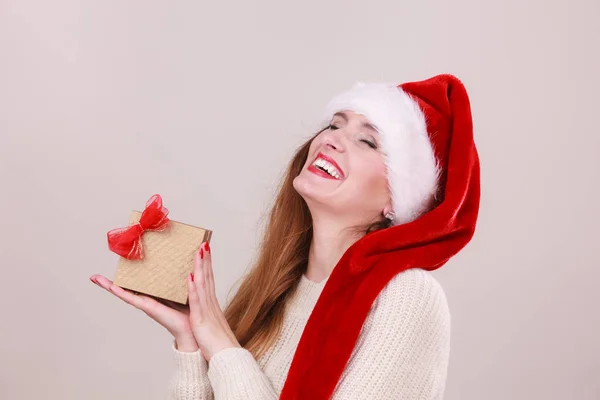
[200,248,204,259]
[205,241,211,253]
[90,277,98,285]
[190,272,194,282]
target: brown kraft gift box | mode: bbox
[112,210,212,305]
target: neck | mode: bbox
[306,215,364,282]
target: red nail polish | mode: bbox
[205,241,211,253]
[190,273,194,282]
[200,248,204,259]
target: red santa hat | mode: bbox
[321,79,445,225]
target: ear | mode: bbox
[382,203,393,218]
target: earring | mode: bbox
[384,211,395,221]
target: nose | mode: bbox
[321,127,345,152]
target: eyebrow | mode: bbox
[333,111,379,134]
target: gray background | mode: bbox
[1,0,598,399]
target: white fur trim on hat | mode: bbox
[322,82,441,225]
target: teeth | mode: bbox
[312,158,342,179]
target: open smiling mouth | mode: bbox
[308,154,344,180]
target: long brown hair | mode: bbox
[223,128,392,360]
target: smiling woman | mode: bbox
[174,75,478,400]
[91,74,480,400]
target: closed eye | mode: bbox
[327,124,378,150]
[360,139,377,149]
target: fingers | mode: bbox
[187,262,202,325]
[109,284,149,309]
[195,247,211,310]
[199,246,228,329]
[90,274,131,299]
[90,274,151,311]
[90,274,113,291]
[188,247,207,324]
[202,243,217,303]
[160,299,190,315]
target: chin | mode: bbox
[292,174,313,199]
[294,180,337,212]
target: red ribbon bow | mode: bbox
[107,194,170,260]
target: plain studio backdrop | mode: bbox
[1,0,598,399]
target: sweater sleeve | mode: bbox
[331,268,451,400]
[206,347,278,399]
[168,338,278,399]
[168,339,214,400]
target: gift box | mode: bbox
[107,194,212,305]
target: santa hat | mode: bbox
[321,79,443,225]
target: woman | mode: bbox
[90,74,480,399]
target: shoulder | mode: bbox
[335,269,451,397]
[365,268,450,338]
[376,267,448,309]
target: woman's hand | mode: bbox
[89,274,199,352]
[187,241,242,361]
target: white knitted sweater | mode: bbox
[168,268,450,399]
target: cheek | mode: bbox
[354,160,390,204]
[359,159,388,187]
[303,138,321,167]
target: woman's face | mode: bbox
[293,110,392,225]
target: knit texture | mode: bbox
[168,268,450,399]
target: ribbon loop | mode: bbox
[107,194,170,260]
